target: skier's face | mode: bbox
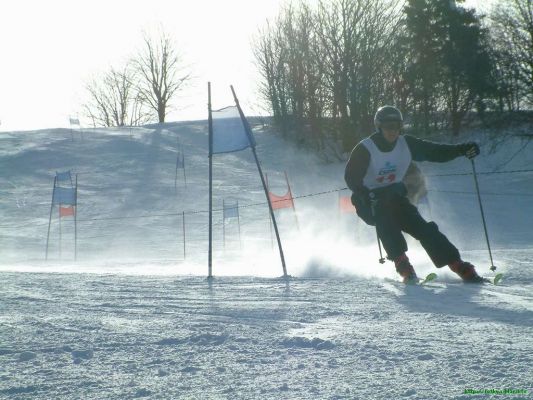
[382,126,400,143]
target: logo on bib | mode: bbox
[376,162,397,184]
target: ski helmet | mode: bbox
[374,106,403,130]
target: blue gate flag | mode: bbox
[56,171,72,183]
[211,106,255,154]
[176,151,185,168]
[223,199,239,219]
[53,187,76,205]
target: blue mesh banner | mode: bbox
[53,187,76,206]
[56,171,72,182]
[176,152,184,168]
[223,200,239,219]
[211,106,255,154]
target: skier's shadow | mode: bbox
[394,282,533,328]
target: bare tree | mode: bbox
[83,65,151,127]
[84,77,112,128]
[254,3,325,148]
[317,0,405,145]
[489,0,533,109]
[254,0,403,153]
[253,21,291,137]
[135,30,190,123]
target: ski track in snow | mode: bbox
[1,122,533,399]
[0,273,532,399]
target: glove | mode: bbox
[351,189,375,226]
[459,142,480,159]
[370,183,407,200]
[351,189,370,210]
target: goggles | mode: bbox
[380,121,402,130]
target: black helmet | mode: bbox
[374,106,403,130]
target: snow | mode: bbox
[1,121,532,399]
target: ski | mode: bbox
[401,272,438,286]
[391,272,502,286]
[483,273,504,285]
[418,272,438,285]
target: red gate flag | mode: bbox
[339,195,355,213]
[59,206,75,217]
[269,191,294,210]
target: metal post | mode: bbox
[231,85,288,277]
[208,82,214,278]
[174,153,179,191]
[183,152,187,186]
[74,174,78,261]
[285,171,300,231]
[223,200,226,249]
[266,174,274,249]
[182,211,186,260]
[45,177,57,260]
[59,204,62,260]
[237,200,242,250]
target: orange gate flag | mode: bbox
[59,206,75,218]
[269,191,294,210]
[339,195,355,213]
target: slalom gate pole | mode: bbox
[285,171,300,231]
[207,82,214,278]
[182,211,186,260]
[183,154,187,186]
[174,156,179,190]
[237,200,242,250]
[471,159,496,271]
[266,174,274,249]
[45,177,57,260]
[59,204,62,260]
[223,200,226,249]
[231,85,288,277]
[74,174,78,261]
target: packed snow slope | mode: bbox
[1,120,532,399]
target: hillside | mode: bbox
[1,121,532,399]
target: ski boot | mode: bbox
[394,254,418,284]
[449,260,484,283]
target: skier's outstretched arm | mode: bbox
[404,135,479,163]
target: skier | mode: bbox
[345,105,483,283]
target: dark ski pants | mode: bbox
[373,196,460,267]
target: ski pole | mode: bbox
[376,230,386,264]
[471,159,496,271]
[370,193,386,264]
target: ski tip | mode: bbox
[482,273,504,285]
[425,272,438,282]
[418,272,437,285]
[493,273,503,285]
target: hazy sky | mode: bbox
[1,0,487,132]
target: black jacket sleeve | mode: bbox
[404,135,463,163]
[344,143,370,195]
[344,143,375,225]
